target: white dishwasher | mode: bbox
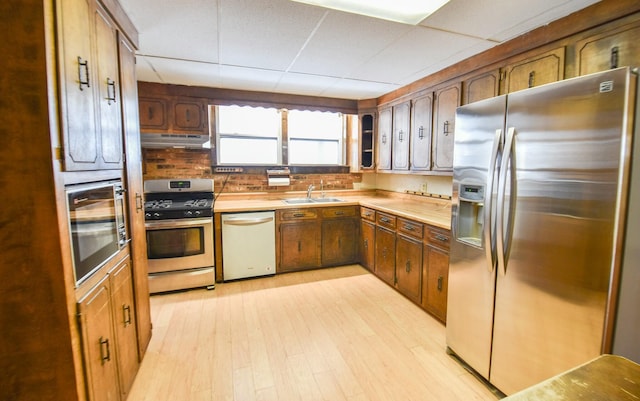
[221,211,276,281]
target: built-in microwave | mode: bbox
[66,180,127,286]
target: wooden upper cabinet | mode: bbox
[410,93,433,171]
[138,94,208,135]
[377,107,392,170]
[94,3,123,168]
[173,98,207,132]
[138,97,169,130]
[57,0,99,170]
[391,101,410,170]
[503,47,565,93]
[576,21,640,76]
[463,69,500,105]
[432,83,460,171]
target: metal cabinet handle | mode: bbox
[380,217,391,223]
[364,238,368,248]
[398,130,404,142]
[298,241,301,252]
[405,260,411,273]
[611,46,619,69]
[293,213,305,217]
[435,234,448,242]
[77,57,90,90]
[403,224,415,231]
[334,211,344,216]
[437,276,443,292]
[528,71,536,88]
[123,304,132,326]
[443,121,451,136]
[382,134,387,144]
[418,126,424,139]
[99,337,111,364]
[106,78,116,104]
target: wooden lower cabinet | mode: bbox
[374,226,396,285]
[360,219,375,270]
[395,234,423,304]
[422,227,451,323]
[279,220,321,272]
[321,207,358,266]
[77,256,139,401]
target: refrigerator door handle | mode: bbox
[496,126,515,276]
[484,128,503,273]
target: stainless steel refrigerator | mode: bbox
[446,67,640,395]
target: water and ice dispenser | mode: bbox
[456,183,485,248]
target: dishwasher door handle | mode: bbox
[223,216,274,226]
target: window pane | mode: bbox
[289,139,339,164]
[219,137,278,164]
[288,110,342,139]
[217,105,279,137]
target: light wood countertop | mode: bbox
[213,191,452,229]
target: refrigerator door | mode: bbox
[447,95,506,379]
[490,68,633,394]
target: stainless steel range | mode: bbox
[144,178,215,293]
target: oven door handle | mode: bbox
[223,216,274,226]
[145,218,212,229]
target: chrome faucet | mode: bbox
[307,184,315,199]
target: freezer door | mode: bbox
[447,95,506,379]
[490,68,634,395]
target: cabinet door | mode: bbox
[174,99,208,133]
[280,222,320,272]
[322,218,358,266]
[395,234,422,304]
[119,33,152,358]
[410,93,433,171]
[576,22,640,76]
[392,101,410,170]
[78,277,120,401]
[463,70,500,104]
[432,83,460,171]
[109,259,139,399]
[94,3,123,168]
[377,107,392,170]
[503,47,565,93]
[359,113,375,170]
[374,226,395,285]
[138,97,169,131]
[422,246,449,322]
[360,220,375,270]
[57,0,99,170]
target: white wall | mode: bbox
[355,173,452,196]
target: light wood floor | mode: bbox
[127,265,498,401]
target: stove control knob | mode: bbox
[145,212,151,219]
[185,210,193,217]
[194,210,202,216]
[153,212,161,218]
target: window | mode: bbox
[287,110,343,165]
[216,105,281,164]
[215,105,349,166]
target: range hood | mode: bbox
[140,133,209,149]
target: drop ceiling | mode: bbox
[118,0,600,100]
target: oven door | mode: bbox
[145,217,214,273]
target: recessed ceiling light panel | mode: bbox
[292,0,450,25]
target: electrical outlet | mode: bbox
[420,183,428,192]
[214,167,244,173]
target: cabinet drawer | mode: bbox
[376,212,396,230]
[397,218,423,240]
[360,207,376,222]
[321,206,357,219]
[425,226,451,250]
[279,208,318,221]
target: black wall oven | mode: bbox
[66,180,127,286]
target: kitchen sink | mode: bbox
[282,198,315,204]
[311,197,344,203]
[282,197,344,204]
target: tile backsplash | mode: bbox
[143,148,361,193]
